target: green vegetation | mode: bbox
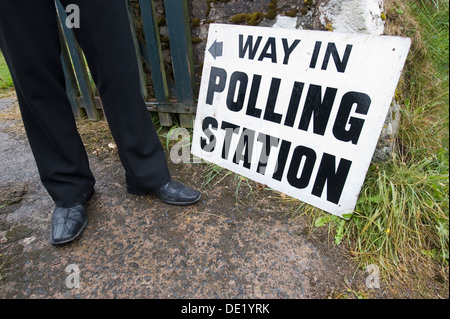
[303,0,449,296]
[0,0,447,298]
[0,51,13,89]
[230,12,265,25]
[228,0,281,26]
[206,0,231,17]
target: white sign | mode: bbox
[191,24,410,218]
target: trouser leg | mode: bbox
[60,0,171,191]
[0,0,95,207]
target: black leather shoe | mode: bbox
[128,180,202,206]
[50,204,88,246]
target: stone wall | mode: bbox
[130,0,397,161]
[187,0,386,64]
[189,0,319,68]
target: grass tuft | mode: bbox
[0,51,14,89]
[300,0,449,297]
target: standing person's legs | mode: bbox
[62,0,201,205]
[0,1,95,206]
[61,0,171,191]
[0,0,201,245]
[0,0,96,245]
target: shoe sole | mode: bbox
[157,194,202,206]
[127,187,202,206]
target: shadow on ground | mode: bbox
[0,94,388,299]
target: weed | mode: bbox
[0,51,13,89]
[202,164,232,188]
[299,0,449,297]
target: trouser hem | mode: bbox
[53,185,95,208]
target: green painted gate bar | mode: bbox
[163,0,195,104]
[57,0,197,127]
[56,0,99,121]
[58,18,84,119]
[126,1,149,101]
[138,0,169,102]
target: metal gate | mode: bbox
[56,0,196,127]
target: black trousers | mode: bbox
[0,0,171,207]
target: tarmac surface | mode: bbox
[0,95,387,299]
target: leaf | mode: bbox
[315,215,331,228]
[335,220,345,245]
[342,212,353,220]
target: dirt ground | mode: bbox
[0,92,395,300]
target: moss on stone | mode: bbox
[266,0,279,20]
[191,17,201,27]
[285,9,298,17]
[5,225,33,243]
[248,12,265,25]
[230,13,248,24]
[157,16,166,27]
[206,0,231,17]
[160,35,170,43]
[230,12,265,26]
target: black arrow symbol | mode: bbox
[208,39,223,59]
